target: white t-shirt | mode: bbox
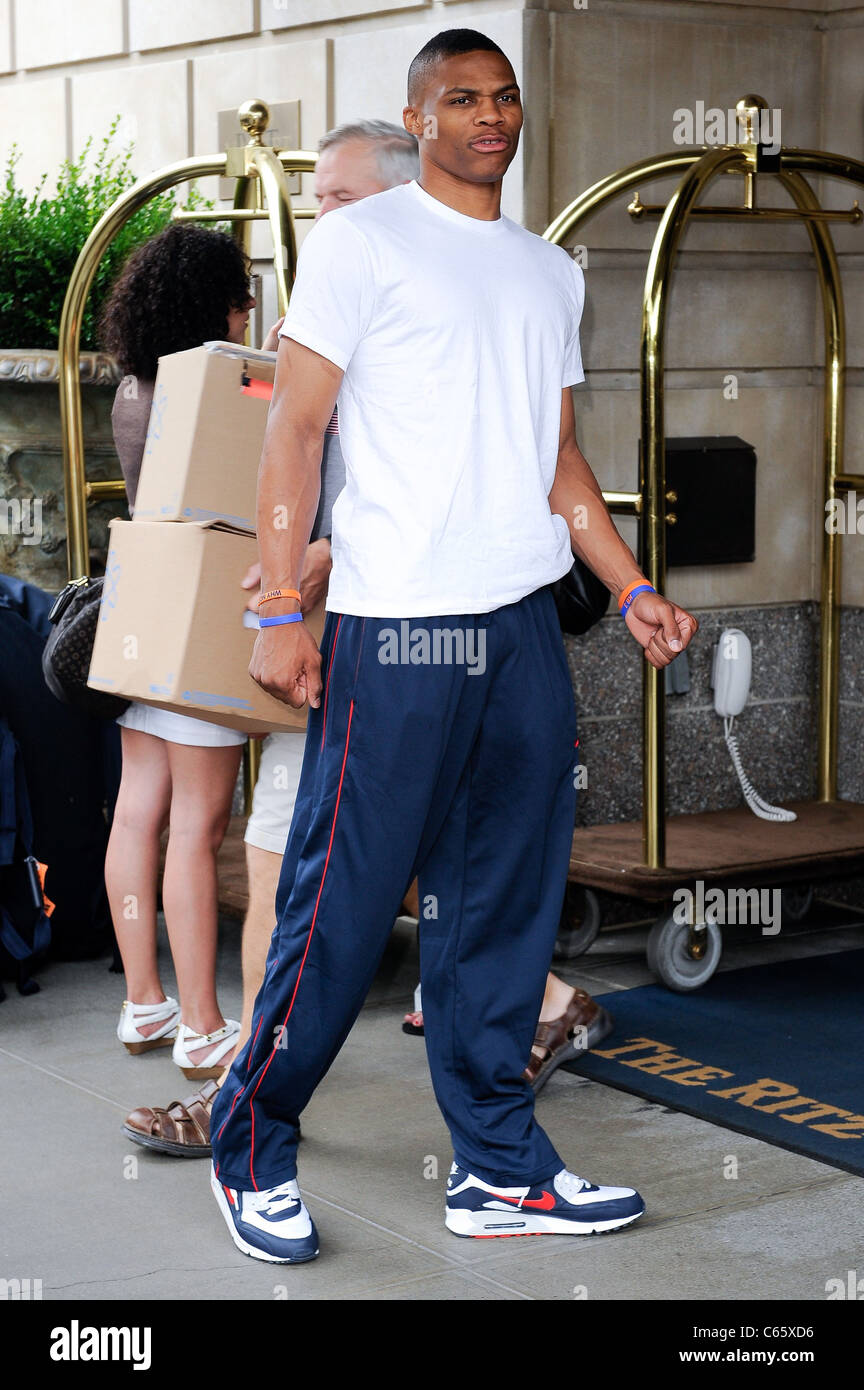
[279,179,585,618]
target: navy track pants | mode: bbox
[211,585,578,1191]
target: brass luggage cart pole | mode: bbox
[59,100,316,567]
[544,145,748,868]
[775,167,846,803]
[544,97,864,900]
[57,100,318,812]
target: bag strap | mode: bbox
[0,718,18,863]
[0,902,50,961]
[0,715,36,864]
[12,729,35,852]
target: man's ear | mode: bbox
[403,106,423,139]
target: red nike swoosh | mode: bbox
[491,1190,556,1211]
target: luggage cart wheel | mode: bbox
[553,885,601,960]
[646,912,722,992]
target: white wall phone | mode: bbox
[711,628,796,823]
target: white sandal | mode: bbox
[172,1019,241,1080]
[117,997,181,1054]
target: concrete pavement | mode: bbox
[2,909,863,1301]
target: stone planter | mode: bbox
[0,349,128,594]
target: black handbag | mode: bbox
[41,577,130,721]
[551,556,611,636]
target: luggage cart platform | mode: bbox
[560,801,864,988]
[569,800,864,898]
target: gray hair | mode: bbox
[318,119,419,188]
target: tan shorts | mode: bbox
[243,730,307,855]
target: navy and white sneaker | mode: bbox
[210,1162,319,1264]
[445,1163,644,1238]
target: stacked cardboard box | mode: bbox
[89,343,323,734]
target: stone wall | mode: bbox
[568,601,819,827]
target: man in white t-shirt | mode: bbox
[210,28,697,1263]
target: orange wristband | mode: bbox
[256,587,301,608]
[618,580,655,615]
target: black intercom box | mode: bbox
[640,436,757,567]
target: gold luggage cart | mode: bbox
[546,97,864,989]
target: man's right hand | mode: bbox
[249,623,323,709]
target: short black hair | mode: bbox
[407,29,509,104]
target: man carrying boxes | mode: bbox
[118,114,619,1165]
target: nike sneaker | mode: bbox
[445,1163,644,1238]
[210,1163,319,1263]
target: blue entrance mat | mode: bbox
[564,949,864,1177]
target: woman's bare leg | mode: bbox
[161,741,243,1064]
[105,727,172,1025]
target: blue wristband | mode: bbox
[619,583,655,616]
[258,612,304,628]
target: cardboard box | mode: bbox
[88,519,323,735]
[133,342,276,532]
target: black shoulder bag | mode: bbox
[551,556,611,636]
[41,577,130,720]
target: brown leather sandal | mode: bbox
[123,1079,219,1158]
[523,988,614,1094]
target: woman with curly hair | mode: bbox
[100,224,281,1080]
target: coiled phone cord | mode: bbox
[723,716,797,823]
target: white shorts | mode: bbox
[244,730,307,855]
[116,700,247,748]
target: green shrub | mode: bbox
[0,120,216,351]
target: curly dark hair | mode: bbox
[99,223,251,379]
